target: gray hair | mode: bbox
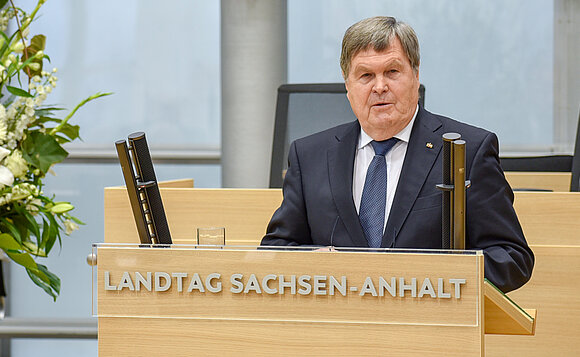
[340,16,420,78]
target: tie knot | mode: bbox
[371,138,399,156]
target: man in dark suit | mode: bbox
[261,16,534,293]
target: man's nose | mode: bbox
[372,76,388,93]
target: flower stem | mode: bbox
[10,0,33,81]
[49,92,113,135]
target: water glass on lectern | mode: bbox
[197,227,225,245]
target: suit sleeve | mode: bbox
[261,141,313,246]
[466,132,535,292]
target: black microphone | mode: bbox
[329,216,340,250]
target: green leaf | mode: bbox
[0,233,23,251]
[0,26,10,59]
[26,266,60,301]
[29,35,46,52]
[16,206,41,242]
[12,206,35,234]
[22,241,46,257]
[37,264,60,293]
[39,213,61,255]
[40,218,49,243]
[0,27,8,42]
[18,53,40,78]
[6,61,18,76]
[0,227,61,300]
[0,0,7,10]
[46,213,61,251]
[58,123,81,142]
[50,202,74,214]
[6,85,33,98]
[68,215,85,225]
[31,116,62,132]
[11,215,30,243]
[21,35,46,77]
[42,218,58,254]
[54,134,72,145]
[6,251,37,270]
[35,116,59,124]
[21,131,69,174]
[1,219,23,244]
[35,107,66,117]
[27,270,57,300]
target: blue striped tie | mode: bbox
[359,138,399,248]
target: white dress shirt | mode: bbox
[352,105,418,232]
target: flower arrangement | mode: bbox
[0,0,110,300]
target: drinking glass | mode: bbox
[196,227,225,246]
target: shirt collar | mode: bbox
[358,104,419,149]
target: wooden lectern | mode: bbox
[94,245,534,356]
[99,181,536,356]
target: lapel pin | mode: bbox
[426,142,433,149]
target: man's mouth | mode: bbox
[372,102,392,107]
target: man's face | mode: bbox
[345,37,420,140]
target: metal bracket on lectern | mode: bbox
[436,133,471,250]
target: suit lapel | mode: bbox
[383,107,443,247]
[327,121,368,247]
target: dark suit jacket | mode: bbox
[261,106,534,293]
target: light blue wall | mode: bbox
[22,0,221,148]
[288,0,554,149]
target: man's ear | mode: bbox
[414,68,420,90]
[345,79,353,104]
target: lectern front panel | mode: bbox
[95,245,485,356]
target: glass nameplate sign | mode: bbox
[92,242,483,328]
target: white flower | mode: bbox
[0,193,12,206]
[0,147,10,161]
[11,184,30,201]
[5,150,28,178]
[0,165,14,187]
[26,198,42,214]
[0,121,7,143]
[64,220,79,235]
[14,115,31,140]
[6,102,18,120]
[11,41,24,54]
[27,62,40,71]
[25,106,34,117]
